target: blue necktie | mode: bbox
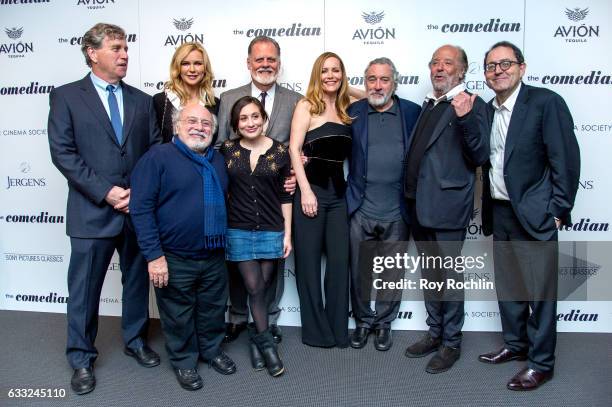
[106,84,123,144]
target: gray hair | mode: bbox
[247,35,281,57]
[364,57,400,90]
[172,106,218,135]
[81,23,126,67]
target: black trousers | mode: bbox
[349,211,408,329]
[155,251,227,369]
[293,184,349,347]
[492,200,558,372]
[226,259,284,325]
[408,200,466,348]
[66,224,149,369]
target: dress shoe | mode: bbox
[208,351,237,375]
[270,324,283,344]
[507,367,554,391]
[426,345,461,374]
[70,367,95,395]
[404,333,441,358]
[224,322,247,343]
[124,345,160,368]
[350,327,371,349]
[250,342,265,371]
[252,330,284,377]
[478,347,528,364]
[373,328,392,351]
[174,368,203,391]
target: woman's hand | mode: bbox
[301,189,318,217]
[282,233,292,258]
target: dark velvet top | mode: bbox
[302,122,352,195]
[220,139,292,232]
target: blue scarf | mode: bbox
[173,137,226,249]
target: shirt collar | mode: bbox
[251,82,276,99]
[425,83,465,105]
[164,89,209,111]
[90,71,121,92]
[492,82,522,113]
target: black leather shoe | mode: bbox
[270,324,282,344]
[224,322,247,343]
[350,327,371,349]
[174,368,203,391]
[507,367,553,391]
[374,328,392,351]
[404,333,441,358]
[124,345,160,368]
[70,367,95,395]
[426,345,461,374]
[209,352,237,375]
[250,342,265,371]
[478,347,528,364]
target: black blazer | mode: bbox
[152,91,219,143]
[405,94,490,230]
[481,83,580,240]
[48,74,161,238]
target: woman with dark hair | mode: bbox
[153,42,218,143]
[219,96,292,377]
[288,52,352,348]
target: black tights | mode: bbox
[236,260,276,333]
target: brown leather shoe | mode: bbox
[507,367,553,391]
[478,347,527,364]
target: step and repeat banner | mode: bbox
[1,0,610,332]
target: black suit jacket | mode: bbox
[481,83,580,240]
[48,74,161,238]
[405,94,490,230]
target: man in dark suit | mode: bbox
[478,41,580,390]
[48,23,161,395]
[346,57,420,351]
[402,45,489,373]
[216,36,302,347]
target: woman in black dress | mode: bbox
[153,42,218,143]
[220,96,292,376]
[289,52,352,348]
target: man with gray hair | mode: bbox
[130,103,236,391]
[48,22,161,395]
[346,57,420,351]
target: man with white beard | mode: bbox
[346,57,420,351]
[130,103,235,390]
[216,36,302,350]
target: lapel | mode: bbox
[121,81,135,147]
[77,74,118,145]
[503,83,529,166]
[355,100,369,157]
[267,83,282,135]
[425,102,454,150]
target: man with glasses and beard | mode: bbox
[216,36,302,352]
[402,45,489,374]
[346,58,420,352]
[130,103,236,391]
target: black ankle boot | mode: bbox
[247,324,265,370]
[252,330,284,377]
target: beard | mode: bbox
[183,130,212,153]
[252,70,278,86]
[367,90,392,108]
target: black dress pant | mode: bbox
[492,200,558,372]
[293,184,349,347]
[409,200,466,348]
[66,223,149,369]
[155,251,227,369]
[349,211,408,329]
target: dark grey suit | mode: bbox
[48,74,160,369]
[216,82,301,325]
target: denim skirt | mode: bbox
[225,228,284,261]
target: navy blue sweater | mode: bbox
[130,143,228,261]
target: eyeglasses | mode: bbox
[484,60,521,73]
[180,117,212,128]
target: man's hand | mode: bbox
[148,256,169,288]
[284,169,297,195]
[105,186,130,213]
[451,92,477,118]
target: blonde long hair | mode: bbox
[165,42,216,107]
[305,52,351,124]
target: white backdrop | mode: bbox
[1,0,610,333]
